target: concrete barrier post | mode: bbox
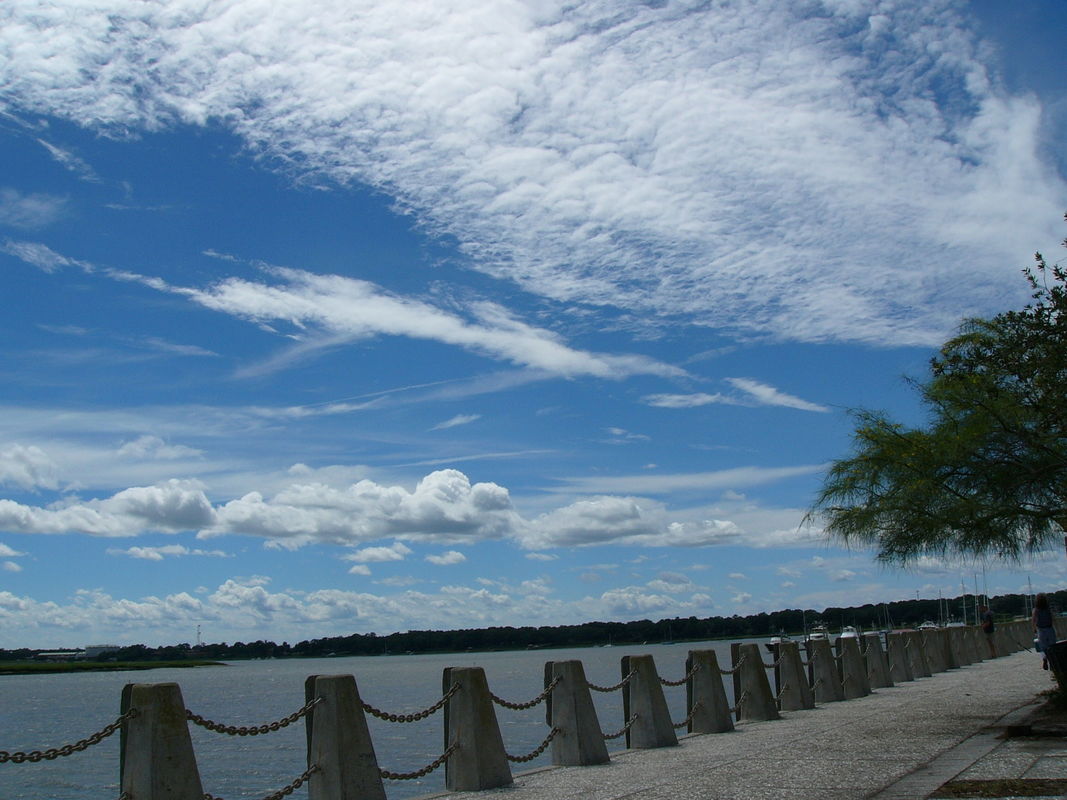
[886,633,913,683]
[733,643,780,722]
[685,650,734,733]
[807,638,844,703]
[863,634,893,689]
[775,641,814,711]
[920,631,946,673]
[442,667,512,792]
[968,627,985,662]
[622,655,678,749]
[836,637,871,699]
[544,660,609,766]
[906,631,932,677]
[303,675,386,800]
[119,682,204,800]
[949,627,970,667]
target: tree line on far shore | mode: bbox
[1,589,1057,663]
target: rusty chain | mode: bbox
[728,690,749,715]
[362,682,460,723]
[602,714,638,740]
[1,708,137,764]
[762,654,785,669]
[659,663,700,687]
[774,682,790,702]
[380,742,458,780]
[491,675,561,710]
[201,764,318,800]
[718,654,747,675]
[506,727,561,762]
[589,667,638,693]
[187,697,320,737]
[671,702,702,730]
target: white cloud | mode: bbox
[729,572,748,581]
[35,138,100,181]
[643,392,736,409]
[550,464,825,495]
[426,550,466,565]
[0,444,59,490]
[2,239,91,273]
[0,1,1062,348]
[106,544,229,560]
[0,479,216,536]
[116,436,202,461]
[3,561,22,573]
[0,543,25,557]
[525,552,557,561]
[347,564,371,576]
[725,379,829,413]
[731,592,753,604]
[431,414,481,431]
[343,542,413,563]
[0,188,67,229]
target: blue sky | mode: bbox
[1,0,1066,649]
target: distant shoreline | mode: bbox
[0,660,226,676]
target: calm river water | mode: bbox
[1,639,752,800]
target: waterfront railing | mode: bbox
[1,618,1051,800]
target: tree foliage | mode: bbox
[812,215,1067,563]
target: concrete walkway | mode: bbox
[429,649,1056,800]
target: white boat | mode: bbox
[838,625,861,639]
[765,632,793,652]
[918,620,939,631]
[806,624,830,641]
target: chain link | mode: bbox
[728,690,749,715]
[774,682,790,702]
[491,676,561,710]
[719,654,747,675]
[762,654,785,669]
[659,663,700,687]
[672,702,702,730]
[187,697,320,737]
[0,708,137,764]
[362,682,460,723]
[589,668,638,693]
[602,714,638,740]
[380,742,458,780]
[202,764,318,800]
[506,727,561,762]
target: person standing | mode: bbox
[979,604,996,658]
[1033,593,1057,670]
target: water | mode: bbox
[0,639,750,800]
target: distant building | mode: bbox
[83,644,121,659]
[35,651,82,662]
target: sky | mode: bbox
[1,0,1066,649]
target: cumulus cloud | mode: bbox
[106,544,229,560]
[207,469,520,545]
[425,550,466,565]
[343,542,413,563]
[0,444,59,490]
[0,479,216,536]
[0,2,1061,349]
[3,561,22,573]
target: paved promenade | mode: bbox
[431,649,1058,800]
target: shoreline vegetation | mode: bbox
[2,589,1059,672]
[0,660,226,676]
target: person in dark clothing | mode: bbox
[979,604,996,658]
[1033,593,1057,669]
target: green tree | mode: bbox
[811,215,1067,563]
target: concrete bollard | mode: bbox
[905,631,932,677]
[920,631,946,673]
[836,637,871,699]
[806,638,844,703]
[886,633,913,683]
[303,675,386,800]
[863,634,893,689]
[948,627,970,667]
[686,650,734,734]
[731,643,780,722]
[775,641,814,712]
[442,667,512,792]
[544,660,609,766]
[120,682,204,800]
[622,654,678,749]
